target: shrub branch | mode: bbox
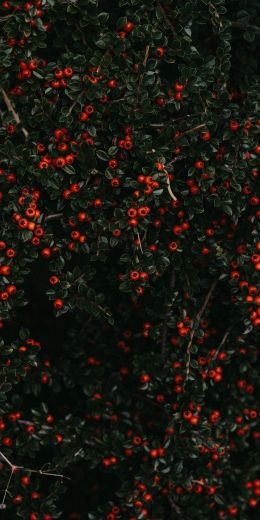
[0,450,70,509]
[1,88,29,140]
[185,279,219,382]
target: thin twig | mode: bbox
[110,96,127,104]
[178,123,207,137]
[21,468,70,480]
[0,449,70,508]
[1,88,29,140]
[66,91,85,117]
[213,325,233,361]
[164,170,177,201]
[96,46,113,74]
[185,279,218,382]
[0,466,15,510]
[209,2,223,28]
[0,451,12,467]
[136,230,143,254]
[44,212,64,222]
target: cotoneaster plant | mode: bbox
[0,1,259,519]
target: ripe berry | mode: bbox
[123,21,134,32]
[229,120,239,131]
[149,449,158,458]
[200,131,211,141]
[54,299,64,310]
[194,160,205,169]
[2,436,12,446]
[21,475,30,486]
[140,374,150,383]
[174,81,184,92]
[107,80,117,89]
[157,47,164,57]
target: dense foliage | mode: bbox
[0,0,259,519]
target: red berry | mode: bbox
[123,21,134,33]
[140,374,150,384]
[54,299,64,310]
[107,79,117,89]
[229,120,239,131]
[174,81,184,92]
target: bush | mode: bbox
[0,1,259,519]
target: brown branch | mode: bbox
[209,2,223,28]
[178,123,207,137]
[162,157,183,201]
[45,212,64,222]
[1,88,29,140]
[136,230,143,254]
[96,45,113,74]
[185,279,219,382]
[213,325,233,361]
[66,90,85,117]
[164,170,177,201]
[110,96,128,104]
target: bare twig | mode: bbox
[136,230,143,254]
[209,2,223,28]
[213,325,233,361]
[178,123,207,137]
[164,170,177,201]
[45,212,64,222]
[0,451,12,467]
[96,45,113,74]
[21,467,70,480]
[149,123,165,127]
[0,450,70,509]
[110,96,127,104]
[0,466,15,510]
[66,91,85,117]
[185,279,218,382]
[1,88,29,140]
